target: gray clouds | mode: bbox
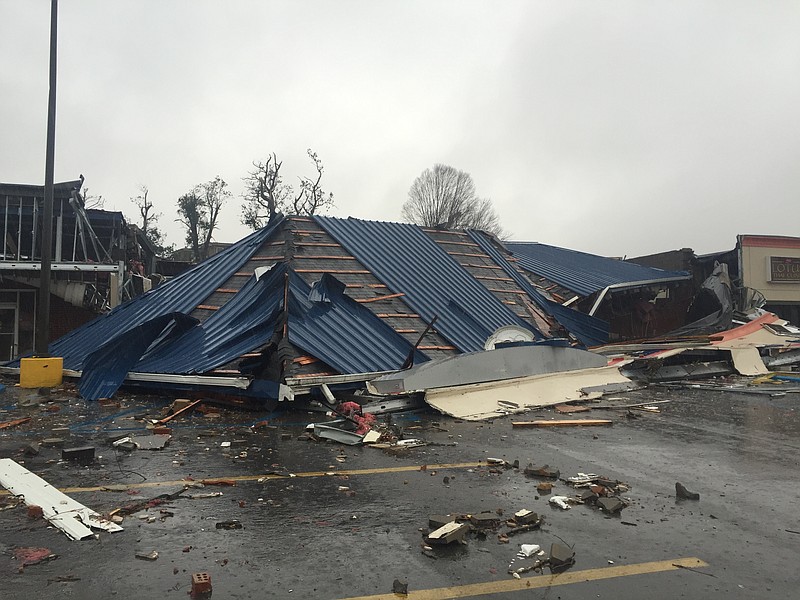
[1,1,798,256]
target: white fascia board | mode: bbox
[0,458,123,541]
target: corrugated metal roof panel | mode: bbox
[468,231,609,346]
[76,264,426,398]
[506,242,691,297]
[315,216,542,352]
[11,218,285,370]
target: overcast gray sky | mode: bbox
[2,1,799,258]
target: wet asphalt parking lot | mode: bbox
[1,377,798,599]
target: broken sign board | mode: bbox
[424,364,634,421]
[0,458,123,541]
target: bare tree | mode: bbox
[241,148,334,230]
[402,164,505,237]
[292,149,334,215]
[130,185,173,255]
[241,154,291,230]
[176,176,230,262]
[81,187,105,209]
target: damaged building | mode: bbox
[5,212,797,410]
[5,216,616,404]
[504,242,693,341]
[0,178,174,362]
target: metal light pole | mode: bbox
[35,0,58,357]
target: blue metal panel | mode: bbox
[506,242,690,297]
[134,265,287,374]
[287,271,428,373]
[12,218,285,370]
[468,231,609,347]
[76,264,426,399]
[79,313,198,401]
[315,216,542,352]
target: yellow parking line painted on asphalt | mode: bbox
[0,461,485,495]
[340,557,709,600]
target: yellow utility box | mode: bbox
[19,357,64,388]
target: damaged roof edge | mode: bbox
[468,230,609,347]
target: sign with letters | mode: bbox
[769,256,800,282]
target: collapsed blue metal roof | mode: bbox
[40,219,285,371]
[505,242,690,297]
[468,231,609,347]
[74,263,428,400]
[315,216,543,352]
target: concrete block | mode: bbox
[41,438,65,447]
[426,521,470,545]
[513,509,539,525]
[549,543,575,572]
[428,514,456,529]
[470,512,501,529]
[62,446,95,465]
[524,464,560,479]
[597,497,625,514]
[24,443,40,456]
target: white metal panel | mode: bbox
[0,458,123,541]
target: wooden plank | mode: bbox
[293,356,319,365]
[215,288,239,293]
[487,288,527,294]
[474,275,514,282]
[295,269,370,274]
[0,417,30,430]
[356,293,405,303]
[433,240,481,248]
[447,251,490,258]
[156,399,202,425]
[293,255,358,260]
[422,229,468,237]
[250,255,284,261]
[512,419,613,428]
[555,404,592,414]
[418,345,457,351]
[295,242,341,248]
[196,304,220,311]
[377,313,420,318]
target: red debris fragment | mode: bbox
[14,547,56,570]
[191,572,212,597]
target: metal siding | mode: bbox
[11,219,284,370]
[468,231,609,346]
[506,242,690,297]
[315,216,540,352]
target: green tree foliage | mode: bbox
[176,176,230,262]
